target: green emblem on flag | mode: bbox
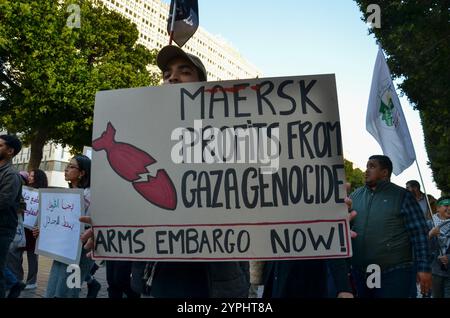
[379,93,394,126]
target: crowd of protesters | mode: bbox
[0,46,448,299]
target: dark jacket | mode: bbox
[262,259,352,298]
[207,261,250,298]
[350,181,411,270]
[0,162,22,237]
[133,261,250,298]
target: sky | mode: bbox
[163,0,441,198]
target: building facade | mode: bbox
[12,144,74,187]
[99,0,262,81]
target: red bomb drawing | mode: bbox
[92,122,177,210]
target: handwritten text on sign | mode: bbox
[91,75,352,260]
[22,186,40,229]
[95,220,350,260]
[36,189,84,265]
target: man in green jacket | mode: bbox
[348,155,431,298]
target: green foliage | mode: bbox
[344,159,365,192]
[0,0,160,160]
[354,0,450,193]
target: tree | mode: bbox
[0,0,160,169]
[344,159,365,193]
[354,0,450,194]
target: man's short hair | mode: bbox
[0,134,22,156]
[156,45,207,81]
[369,155,393,177]
[406,180,421,190]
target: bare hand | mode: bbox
[32,226,39,238]
[438,255,449,265]
[79,216,94,258]
[428,227,440,238]
[345,183,358,239]
[337,292,354,298]
[417,272,432,295]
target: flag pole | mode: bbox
[415,159,435,225]
[168,0,177,45]
[414,160,449,285]
[416,159,447,260]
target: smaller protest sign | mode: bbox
[22,186,40,229]
[36,188,85,265]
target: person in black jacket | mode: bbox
[141,46,249,298]
[0,134,22,298]
[262,259,353,298]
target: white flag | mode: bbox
[366,48,416,175]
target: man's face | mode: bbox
[162,57,200,84]
[0,138,14,161]
[406,184,418,194]
[437,204,449,219]
[365,159,388,186]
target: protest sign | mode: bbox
[91,75,352,261]
[36,188,85,265]
[22,186,40,229]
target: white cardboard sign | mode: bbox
[22,186,40,229]
[91,75,352,261]
[36,188,84,265]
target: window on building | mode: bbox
[60,162,69,172]
[52,161,67,172]
[39,161,48,171]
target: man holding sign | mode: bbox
[88,42,356,297]
[85,46,250,298]
[144,46,250,298]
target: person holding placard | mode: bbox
[143,46,250,298]
[0,134,23,298]
[43,155,94,298]
[22,169,48,290]
[82,46,250,298]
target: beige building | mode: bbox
[99,0,262,81]
[12,144,74,187]
[11,0,262,187]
